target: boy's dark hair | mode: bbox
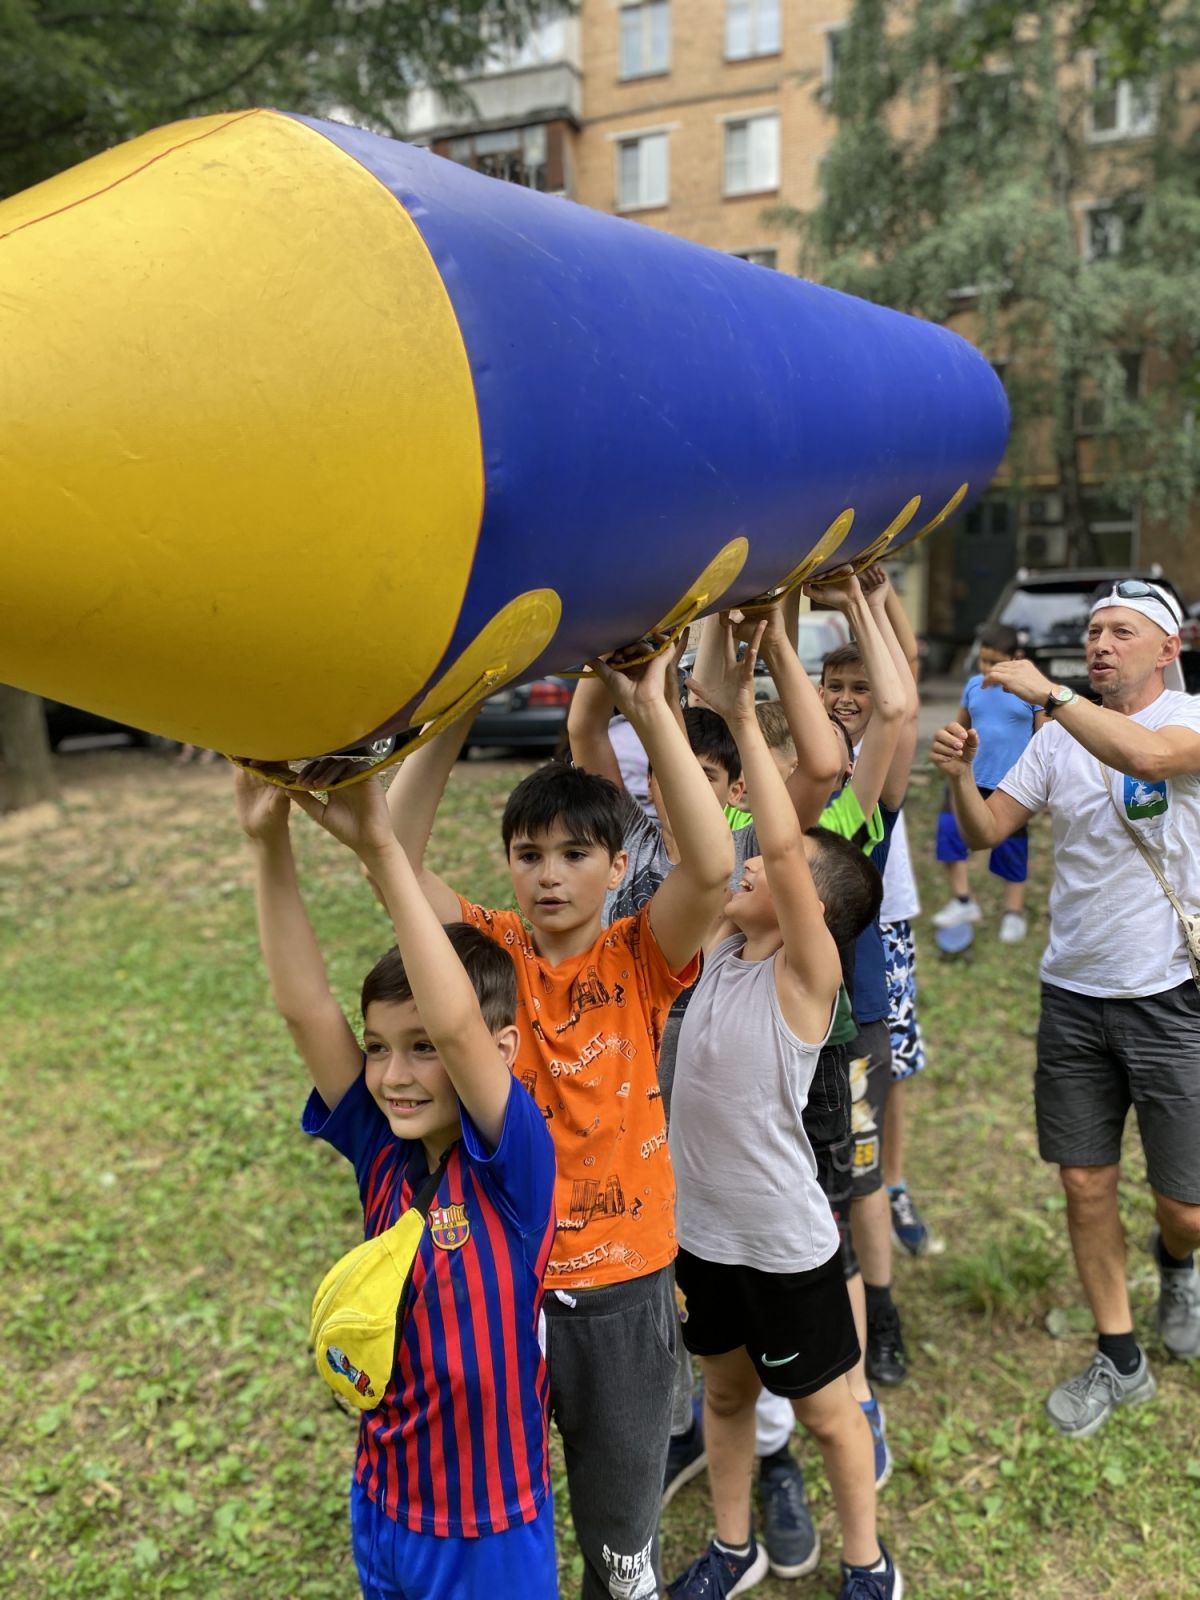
[647,706,742,785]
[501,762,625,859]
[361,925,517,1032]
[684,706,741,783]
[977,622,1019,657]
[821,642,865,684]
[804,826,883,948]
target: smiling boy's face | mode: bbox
[820,661,872,745]
[362,998,460,1146]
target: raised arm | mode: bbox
[930,722,1035,848]
[860,567,920,809]
[233,768,362,1111]
[382,716,474,921]
[567,671,624,787]
[750,602,843,827]
[590,642,733,972]
[807,568,904,820]
[692,621,841,1037]
[293,778,515,1149]
[984,656,1200,783]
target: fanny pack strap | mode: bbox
[384,1144,456,1361]
[1099,760,1200,983]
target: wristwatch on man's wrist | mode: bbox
[1043,684,1077,717]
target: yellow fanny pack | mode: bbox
[309,1151,450,1412]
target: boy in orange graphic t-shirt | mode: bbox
[385,643,733,1600]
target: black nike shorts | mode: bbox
[674,1247,860,1399]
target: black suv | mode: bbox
[977,567,1199,697]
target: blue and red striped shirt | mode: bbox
[303,1073,556,1536]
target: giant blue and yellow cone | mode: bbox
[0,110,1009,760]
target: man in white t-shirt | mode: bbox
[932,578,1200,1439]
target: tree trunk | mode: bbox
[1054,413,1102,566]
[0,685,57,813]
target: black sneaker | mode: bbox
[663,1399,708,1508]
[758,1449,820,1578]
[866,1302,908,1387]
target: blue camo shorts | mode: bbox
[881,919,926,1080]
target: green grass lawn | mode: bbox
[1,751,1197,1598]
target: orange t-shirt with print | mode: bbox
[457,897,697,1290]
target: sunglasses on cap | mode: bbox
[1089,579,1183,626]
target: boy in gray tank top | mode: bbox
[666,617,902,1600]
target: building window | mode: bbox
[1089,55,1156,140]
[1076,351,1143,432]
[823,27,846,88]
[1085,494,1137,566]
[1082,201,1143,261]
[731,248,779,268]
[726,0,781,61]
[446,125,550,190]
[617,132,669,210]
[724,114,780,197]
[620,1,670,80]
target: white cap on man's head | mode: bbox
[1089,581,1181,639]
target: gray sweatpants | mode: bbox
[544,1266,677,1600]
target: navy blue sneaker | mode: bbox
[758,1449,819,1577]
[663,1399,707,1508]
[668,1537,769,1597]
[860,1395,893,1489]
[840,1542,903,1599]
[888,1184,941,1257]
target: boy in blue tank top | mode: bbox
[934,622,1039,942]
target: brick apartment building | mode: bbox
[405,3,1198,650]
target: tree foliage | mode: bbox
[0,0,560,197]
[784,0,1200,558]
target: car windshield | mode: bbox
[998,587,1094,649]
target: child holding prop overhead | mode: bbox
[235,765,557,1600]
[666,618,901,1600]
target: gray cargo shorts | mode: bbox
[1036,979,1200,1203]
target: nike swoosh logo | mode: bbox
[761,1352,799,1368]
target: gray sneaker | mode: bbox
[1045,1349,1156,1439]
[1157,1264,1200,1359]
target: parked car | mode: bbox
[42,700,167,751]
[973,567,1198,697]
[465,676,574,755]
[796,611,853,687]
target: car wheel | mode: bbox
[362,736,396,761]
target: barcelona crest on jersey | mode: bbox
[429,1204,470,1252]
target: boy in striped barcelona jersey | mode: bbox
[235,765,557,1600]
[385,640,735,1600]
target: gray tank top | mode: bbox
[670,934,839,1274]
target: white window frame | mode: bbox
[1087,54,1157,142]
[615,129,670,212]
[619,0,671,81]
[725,0,781,62]
[1081,199,1142,263]
[722,111,780,198]
[730,247,779,268]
